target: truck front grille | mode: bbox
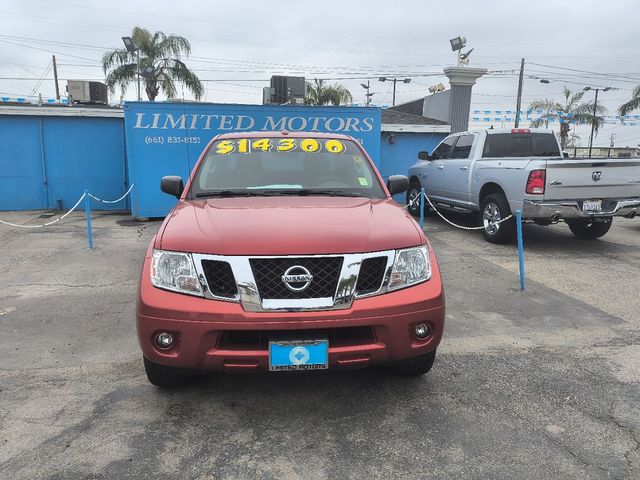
[201,260,238,298]
[218,326,375,350]
[250,257,343,299]
[355,256,388,295]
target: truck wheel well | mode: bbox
[479,183,506,202]
[409,175,420,186]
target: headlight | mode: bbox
[387,245,431,292]
[151,249,203,297]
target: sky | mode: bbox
[1,0,640,147]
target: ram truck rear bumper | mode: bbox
[523,198,640,220]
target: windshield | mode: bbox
[189,136,386,199]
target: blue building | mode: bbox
[0,103,448,213]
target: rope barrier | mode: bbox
[0,193,87,228]
[86,183,135,204]
[406,192,513,231]
[0,184,135,229]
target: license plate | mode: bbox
[582,200,602,212]
[268,339,328,371]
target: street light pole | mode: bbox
[360,81,373,107]
[122,36,141,101]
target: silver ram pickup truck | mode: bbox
[407,128,640,243]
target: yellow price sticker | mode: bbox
[214,138,347,155]
[277,138,296,152]
[252,138,272,151]
[215,140,235,155]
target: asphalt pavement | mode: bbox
[0,210,639,479]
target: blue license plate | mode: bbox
[268,339,328,371]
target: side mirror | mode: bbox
[418,151,431,161]
[562,151,569,158]
[161,176,184,198]
[387,175,409,195]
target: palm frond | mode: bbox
[101,48,131,73]
[168,59,203,100]
[304,79,352,106]
[156,35,191,59]
[104,63,138,95]
[132,27,154,55]
[619,85,640,116]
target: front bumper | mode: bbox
[523,198,640,220]
[136,251,445,373]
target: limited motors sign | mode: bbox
[133,112,376,133]
[123,102,381,218]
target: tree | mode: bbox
[102,27,203,102]
[618,85,640,117]
[528,87,605,149]
[304,79,352,106]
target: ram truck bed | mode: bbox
[407,128,640,243]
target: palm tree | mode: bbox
[618,86,640,117]
[304,79,352,106]
[529,87,605,149]
[102,27,203,101]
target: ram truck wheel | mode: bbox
[480,194,516,244]
[406,182,426,218]
[567,217,613,239]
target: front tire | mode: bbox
[143,357,191,388]
[390,350,436,377]
[567,217,613,239]
[480,193,516,244]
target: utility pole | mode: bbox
[52,55,60,100]
[588,88,599,158]
[379,77,410,107]
[514,58,525,128]
[392,78,397,106]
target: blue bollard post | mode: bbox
[516,209,525,290]
[84,189,93,250]
[420,187,425,230]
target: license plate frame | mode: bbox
[582,199,602,213]
[268,339,328,372]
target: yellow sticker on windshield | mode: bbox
[213,138,346,154]
[358,177,368,186]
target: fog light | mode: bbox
[155,332,174,350]
[414,323,431,339]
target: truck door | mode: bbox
[442,134,475,203]
[424,136,456,199]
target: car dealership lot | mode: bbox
[0,212,639,479]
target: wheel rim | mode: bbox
[408,188,420,213]
[483,202,501,235]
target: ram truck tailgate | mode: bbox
[543,158,640,202]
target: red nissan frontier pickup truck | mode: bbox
[137,131,445,387]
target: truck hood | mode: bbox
[158,196,424,255]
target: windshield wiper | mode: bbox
[267,189,365,197]
[195,190,270,198]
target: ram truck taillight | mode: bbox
[525,169,546,194]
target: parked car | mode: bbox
[138,131,445,387]
[407,128,640,243]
